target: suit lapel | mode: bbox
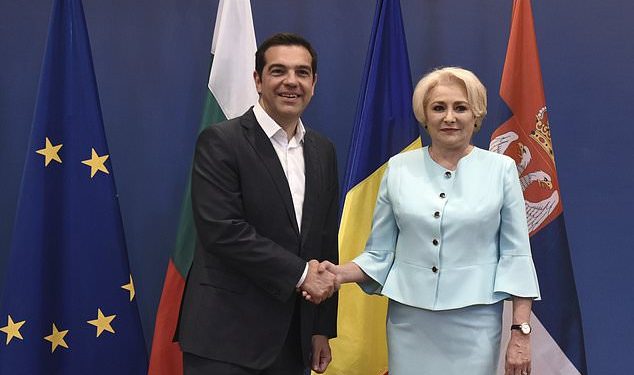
[241,110,300,236]
[301,132,320,246]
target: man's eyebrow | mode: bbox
[267,63,286,70]
[266,63,312,71]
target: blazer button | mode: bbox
[444,171,452,178]
[433,211,440,218]
[432,239,439,246]
[432,266,438,273]
[439,192,446,198]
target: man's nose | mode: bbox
[283,71,298,85]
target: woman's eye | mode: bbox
[432,105,444,112]
[455,105,468,112]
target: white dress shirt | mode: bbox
[253,103,309,287]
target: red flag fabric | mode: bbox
[491,0,561,236]
[490,1,587,374]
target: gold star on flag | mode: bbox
[0,315,26,345]
[81,148,109,178]
[44,323,69,353]
[35,137,63,166]
[121,274,136,301]
[87,308,116,337]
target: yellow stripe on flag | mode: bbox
[321,138,421,375]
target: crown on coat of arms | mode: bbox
[529,106,555,163]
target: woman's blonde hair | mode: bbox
[412,67,487,130]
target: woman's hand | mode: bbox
[506,296,533,375]
[319,260,341,289]
[505,330,531,375]
[301,260,369,301]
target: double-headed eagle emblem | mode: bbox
[489,107,559,234]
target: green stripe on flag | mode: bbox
[149,1,257,372]
[172,84,227,275]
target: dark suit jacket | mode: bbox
[177,108,339,370]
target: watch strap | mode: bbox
[510,322,531,334]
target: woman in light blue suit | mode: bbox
[313,67,540,375]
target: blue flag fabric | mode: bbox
[342,0,420,194]
[0,0,148,373]
[326,1,421,374]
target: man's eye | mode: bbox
[297,70,310,77]
[270,69,284,76]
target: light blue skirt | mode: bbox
[386,300,503,375]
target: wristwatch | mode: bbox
[511,322,532,335]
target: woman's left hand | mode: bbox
[505,331,531,375]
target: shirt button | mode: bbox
[433,211,440,218]
[432,239,439,246]
[444,171,452,178]
[439,192,446,198]
[432,266,438,273]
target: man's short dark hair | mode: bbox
[255,33,317,78]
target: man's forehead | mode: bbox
[264,45,312,67]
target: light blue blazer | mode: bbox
[353,146,541,310]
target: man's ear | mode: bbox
[253,70,262,94]
[311,73,318,95]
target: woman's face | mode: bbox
[424,81,477,151]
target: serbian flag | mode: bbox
[320,1,420,374]
[147,1,258,374]
[489,1,588,374]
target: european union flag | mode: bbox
[0,0,148,373]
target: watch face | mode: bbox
[520,323,531,334]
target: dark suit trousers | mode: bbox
[183,299,305,375]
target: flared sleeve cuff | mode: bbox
[352,249,395,295]
[493,255,541,300]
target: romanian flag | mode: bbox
[490,1,587,374]
[0,0,147,373]
[322,0,420,374]
[148,1,258,374]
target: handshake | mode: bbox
[298,260,341,304]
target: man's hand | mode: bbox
[299,260,336,304]
[311,335,332,373]
[301,260,342,302]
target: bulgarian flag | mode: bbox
[490,1,587,374]
[148,1,258,374]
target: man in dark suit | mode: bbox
[177,33,339,375]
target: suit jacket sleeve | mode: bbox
[191,124,306,302]
[312,140,339,338]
